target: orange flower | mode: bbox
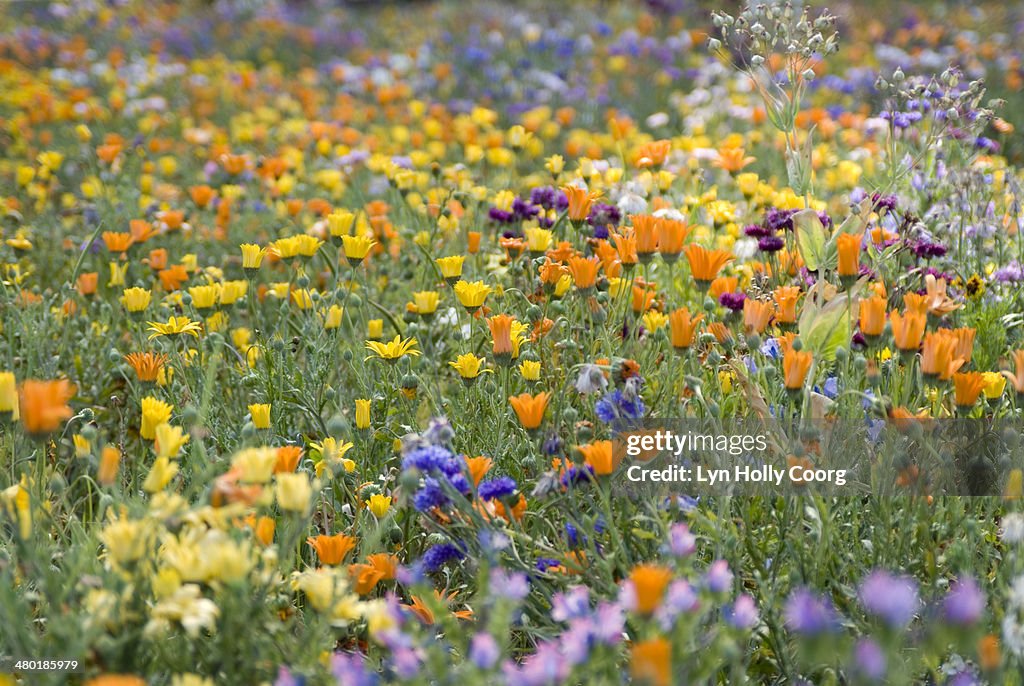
[709,276,738,301]
[130,220,155,243]
[631,284,656,313]
[275,446,303,473]
[657,218,689,259]
[783,349,813,390]
[630,214,660,260]
[561,185,601,223]
[367,552,398,580]
[713,146,755,173]
[97,445,121,486]
[1002,350,1024,394]
[773,286,801,325]
[102,231,134,253]
[509,392,549,430]
[124,352,168,382]
[836,232,863,277]
[189,185,216,208]
[467,231,482,254]
[19,379,75,435]
[567,255,600,289]
[948,327,976,364]
[464,455,493,486]
[684,244,733,286]
[743,299,774,334]
[668,307,703,349]
[890,310,926,352]
[146,248,168,270]
[921,330,963,380]
[253,516,276,546]
[631,638,671,686]
[904,292,929,317]
[538,259,568,286]
[348,563,386,595]
[306,533,357,566]
[85,676,146,686]
[628,564,673,614]
[77,272,98,296]
[707,322,733,345]
[487,314,515,358]
[612,230,639,267]
[634,139,671,168]
[953,371,986,408]
[859,296,887,337]
[579,440,621,475]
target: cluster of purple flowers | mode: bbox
[402,444,471,512]
[594,377,646,424]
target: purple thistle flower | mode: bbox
[943,577,985,625]
[784,588,841,635]
[705,560,733,593]
[859,570,919,627]
[726,594,759,630]
[852,638,886,679]
[469,633,501,669]
[758,235,785,252]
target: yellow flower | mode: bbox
[982,371,1006,399]
[140,397,173,440]
[147,316,202,340]
[232,447,278,484]
[249,403,271,429]
[411,291,440,316]
[188,284,219,310]
[525,227,553,253]
[355,399,371,430]
[324,304,345,329]
[327,210,356,238]
[99,516,150,566]
[311,436,354,465]
[121,287,152,313]
[342,234,376,265]
[154,423,189,459]
[453,280,491,312]
[272,236,301,259]
[73,433,92,458]
[449,353,491,380]
[143,456,179,493]
[240,244,266,270]
[367,494,392,519]
[0,371,20,419]
[108,261,128,288]
[642,310,669,332]
[518,360,541,381]
[295,234,323,258]
[219,280,247,306]
[365,335,420,361]
[368,319,384,340]
[435,256,465,282]
[292,289,315,310]
[545,154,565,176]
[276,473,313,513]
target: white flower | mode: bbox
[1002,513,1024,544]
[1004,614,1024,657]
[575,364,608,395]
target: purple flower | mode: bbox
[758,235,785,252]
[853,638,886,679]
[943,577,985,625]
[911,241,947,258]
[490,568,529,602]
[705,560,733,593]
[535,557,562,572]
[784,588,841,635]
[330,653,378,686]
[859,570,919,627]
[469,633,501,669]
[719,292,746,312]
[552,586,590,622]
[592,601,626,644]
[654,580,699,629]
[726,594,759,629]
[744,224,773,239]
[666,522,696,557]
[478,476,518,501]
[274,667,300,686]
[420,542,465,573]
[765,207,797,232]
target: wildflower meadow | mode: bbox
[3,0,1024,684]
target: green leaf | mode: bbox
[793,209,828,272]
[799,286,853,362]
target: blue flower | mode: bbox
[421,542,465,573]
[478,476,518,501]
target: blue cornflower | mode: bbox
[478,476,518,501]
